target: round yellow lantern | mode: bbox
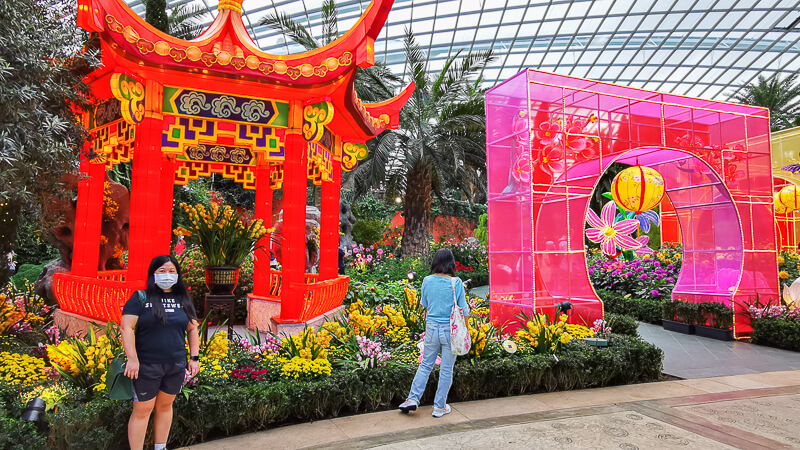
[777,184,800,212]
[774,192,789,214]
[611,165,666,214]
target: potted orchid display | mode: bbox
[174,202,272,294]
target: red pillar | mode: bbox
[319,160,341,280]
[280,132,308,322]
[126,116,164,283]
[158,155,176,255]
[71,157,105,276]
[253,160,273,296]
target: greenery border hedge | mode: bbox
[597,289,664,324]
[1,335,663,449]
[751,319,800,352]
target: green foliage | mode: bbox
[0,415,46,450]
[343,280,408,309]
[663,300,733,329]
[431,199,487,222]
[596,289,664,324]
[731,73,800,131]
[0,0,97,283]
[751,319,800,352]
[143,0,169,33]
[473,213,488,245]
[351,194,398,222]
[38,335,661,448]
[9,264,43,290]
[13,210,59,268]
[351,219,389,247]
[698,302,734,329]
[605,313,639,337]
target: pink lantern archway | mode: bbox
[486,70,778,338]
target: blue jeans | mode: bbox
[407,322,457,409]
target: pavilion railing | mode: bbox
[53,271,139,323]
[54,269,347,324]
[298,275,350,322]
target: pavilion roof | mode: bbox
[77,0,414,140]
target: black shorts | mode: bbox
[132,361,186,402]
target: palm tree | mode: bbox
[260,0,400,102]
[143,0,209,40]
[730,73,800,131]
[370,31,492,256]
[263,3,492,256]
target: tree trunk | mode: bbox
[0,200,21,286]
[400,161,433,257]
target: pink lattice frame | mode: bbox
[485,70,778,338]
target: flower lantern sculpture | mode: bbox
[611,165,665,230]
[777,184,800,213]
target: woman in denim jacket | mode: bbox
[399,248,469,417]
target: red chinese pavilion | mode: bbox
[55,0,413,330]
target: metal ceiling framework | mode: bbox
[124,0,800,100]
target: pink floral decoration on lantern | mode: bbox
[585,201,642,256]
[536,144,565,177]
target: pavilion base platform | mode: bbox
[54,309,108,338]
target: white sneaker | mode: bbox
[399,399,418,413]
[432,404,451,418]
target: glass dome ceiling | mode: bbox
[124,0,800,100]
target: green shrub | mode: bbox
[663,300,733,329]
[9,264,43,290]
[352,219,390,247]
[40,335,661,449]
[698,302,734,329]
[751,319,800,352]
[0,415,46,450]
[473,213,488,245]
[596,289,663,324]
[605,313,638,336]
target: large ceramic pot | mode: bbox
[204,266,240,295]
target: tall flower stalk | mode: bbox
[174,202,272,267]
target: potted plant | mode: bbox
[662,300,697,334]
[174,202,272,295]
[694,301,733,340]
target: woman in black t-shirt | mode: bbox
[121,255,199,450]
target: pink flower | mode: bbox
[585,201,642,256]
[536,144,565,177]
[535,121,562,146]
[512,152,531,183]
[377,249,383,255]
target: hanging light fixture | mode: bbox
[611,165,666,214]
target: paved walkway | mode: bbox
[638,322,800,379]
[184,370,800,449]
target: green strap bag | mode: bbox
[106,290,145,400]
[106,351,133,400]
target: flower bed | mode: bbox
[744,301,800,351]
[595,289,664,324]
[587,245,681,300]
[344,241,489,287]
[0,281,663,449]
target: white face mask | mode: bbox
[154,273,178,290]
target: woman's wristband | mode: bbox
[190,355,199,361]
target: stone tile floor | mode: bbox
[637,322,800,379]
[184,371,800,450]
